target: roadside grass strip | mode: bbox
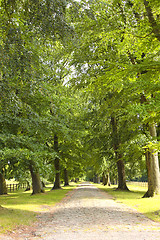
[0,184,77,233]
[97,184,160,223]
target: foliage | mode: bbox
[0,0,160,196]
[66,0,160,188]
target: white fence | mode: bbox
[6,183,28,192]
[127,181,148,187]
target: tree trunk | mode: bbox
[64,168,69,186]
[117,158,128,190]
[111,116,129,191]
[52,135,61,190]
[93,175,100,183]
[74,178,79,183]
[52,157,61,189]
[29,161,44,195]
[103,172,107,186]
[25,181,31,191]
[103,172,111,186]
[41,181,46,188]
[143,0,160,42]
[0,172,7,195]
[143,123,160,197]
[107,171,111,186]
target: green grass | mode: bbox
[0,183,77,233]
[96,184,160,223]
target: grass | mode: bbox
[96,183,160,223]
[2,181,160,233]
[0,183,77,233]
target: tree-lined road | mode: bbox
[5,183,160,240]
[1,0,160,199]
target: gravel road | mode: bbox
[1,182,160,240]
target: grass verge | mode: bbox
[0,183,77,233]
[96,184,160,223]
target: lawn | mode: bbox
[97,184,160,222]
[0,183,77,233]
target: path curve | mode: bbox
[1,182,160,240]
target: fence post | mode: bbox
[7,182,28,192]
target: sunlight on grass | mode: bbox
[96,183,160,222]
[0,207,37,233]
[0,183,77,233]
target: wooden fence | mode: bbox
[127,181,148,187]
[6,183,28,192]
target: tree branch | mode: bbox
[143,0,160,41]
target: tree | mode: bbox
[0,0,73,194]
[67,0,160,196]
[51,135,61,189]
[0,0,159,198]
[29,160,44,195]
[0,172,7,195]
[110,115,128,190]
[119,0,160,197]
[63,168,69,186]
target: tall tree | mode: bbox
[0,0,73,194]
[52,135,61,189]
[0,172,7,195]
[29,160,44,195]
[67,0,160,195]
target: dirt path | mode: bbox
[1,182,160,240]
